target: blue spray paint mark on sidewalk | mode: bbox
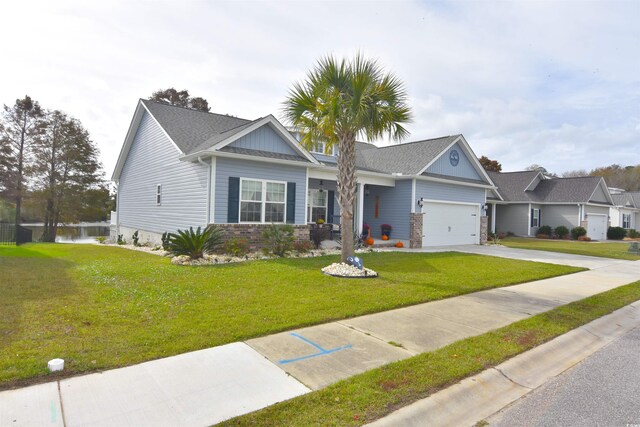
[278,332,352,365]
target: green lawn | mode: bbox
[221,281,640,426]
[0,243,581,388]
[500,237,640,260]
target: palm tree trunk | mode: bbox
[337,133,357,263]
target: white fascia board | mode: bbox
[111,101,145,181]
[185,150,314,169]
[209,115,319,164]
[307,165,396,187]
[413,174,496,190]
[524,172,544,191]
[415,135,495,187]
[587,178,615,205]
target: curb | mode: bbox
[367,300,640,427]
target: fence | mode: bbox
[0,223,33,245]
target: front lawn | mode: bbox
[500,237,640,260]
[0,244,581,388]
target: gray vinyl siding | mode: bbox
[118,112,208,233]
[415,180,485,208]
[363,180,412,239]
[589,185,610,204]
[424,143,482,181]
[228,124,297,155]
[495,204,529,236]
[214,156,306,224]
[540,205,580,230]
[585,205,609,216]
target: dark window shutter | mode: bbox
[286,182,296,224]
[530,209,534,227]
[327,190,335,223]
[228,177,240,223]
[538,210,541,226]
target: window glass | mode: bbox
[266,182,285,202]
[241,180,262,201]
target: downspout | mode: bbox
[198,156,211,224]
[114,180,120,241]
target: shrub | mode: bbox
[536,234,550,239]
[262,224,295,257]
[571,226,587,240]
[117,234,125,245]
[578,236,592,241]
[627,229,640,238]
[167,226,224,259]
[554,226,570,239]
[223,237,250,257]
[293,240,313,253]
[607,226,626,240]
[95,236,107,244]
[537,225,552,236]
[161,232,171,251]
[132,230,140,247]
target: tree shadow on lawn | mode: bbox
[0,248,78,380]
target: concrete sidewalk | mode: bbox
[1,249,639,427]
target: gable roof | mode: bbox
[612,192,640,209]
[488,171,613,205]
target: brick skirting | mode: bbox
[216,224,311,252]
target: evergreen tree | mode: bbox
[150,88,210,112]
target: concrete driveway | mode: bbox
[403,244,633,269]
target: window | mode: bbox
[240,179,286,223]
[310,141,337,156]
[623,213,631,229]
[307,189,328,223]
[531,208,540,227]
[156,184,162,206]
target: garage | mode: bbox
[422,202,480,246]
[587,214,607,241]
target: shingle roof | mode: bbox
[612,193,636,208]
[488,171,610,204]
[218,146,308,162]
[142,99,251,154]
[628,192,640,208]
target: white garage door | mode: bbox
[422,202,480,246]
[587,214,607,241]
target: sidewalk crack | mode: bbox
[57,381,67,427]
[494,367,532,390]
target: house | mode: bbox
[111,100,496,249]
[486,170,614,240]
[609,190,639,232]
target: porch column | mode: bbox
[491,203,496,233]
[357,183,364,236]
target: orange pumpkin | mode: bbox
[381,235,389,241]
[366,238,375,246]
[395,241,404,248]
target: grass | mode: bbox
[220,281,640,426]
[500,237,640,260]
[0,243,581,388]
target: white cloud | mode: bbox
[1,0,638,176]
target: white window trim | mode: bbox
[622,213,631,229]
[307,189,328,223]
[239,178,287,224]
[156,184,162,206]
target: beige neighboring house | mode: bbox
[609,190,640,232]
[486,171,614,241]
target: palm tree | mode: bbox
[283,54,412,262]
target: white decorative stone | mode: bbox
[321,262,378,278]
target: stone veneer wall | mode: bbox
[480,216,488,244]
[217,224,311,252]
[409,212,424,248]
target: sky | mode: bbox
[1,0,638,178]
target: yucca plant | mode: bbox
[167,226,224,259]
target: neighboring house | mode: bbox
[609,190,640,231]
[486,171,614,240]
[111,100,496,248]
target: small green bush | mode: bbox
[167,226,224,259]
[627,229,640,238]
[223,237,250,257]
[537,225,552,236]
[95,236,107,244]
[571,226,587,240]
[607,226,626,240]
[117,234,125,245]
[293,240,314,253]
[262,224,295,257]
[554,226,570,239]
[132,230,140,247]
